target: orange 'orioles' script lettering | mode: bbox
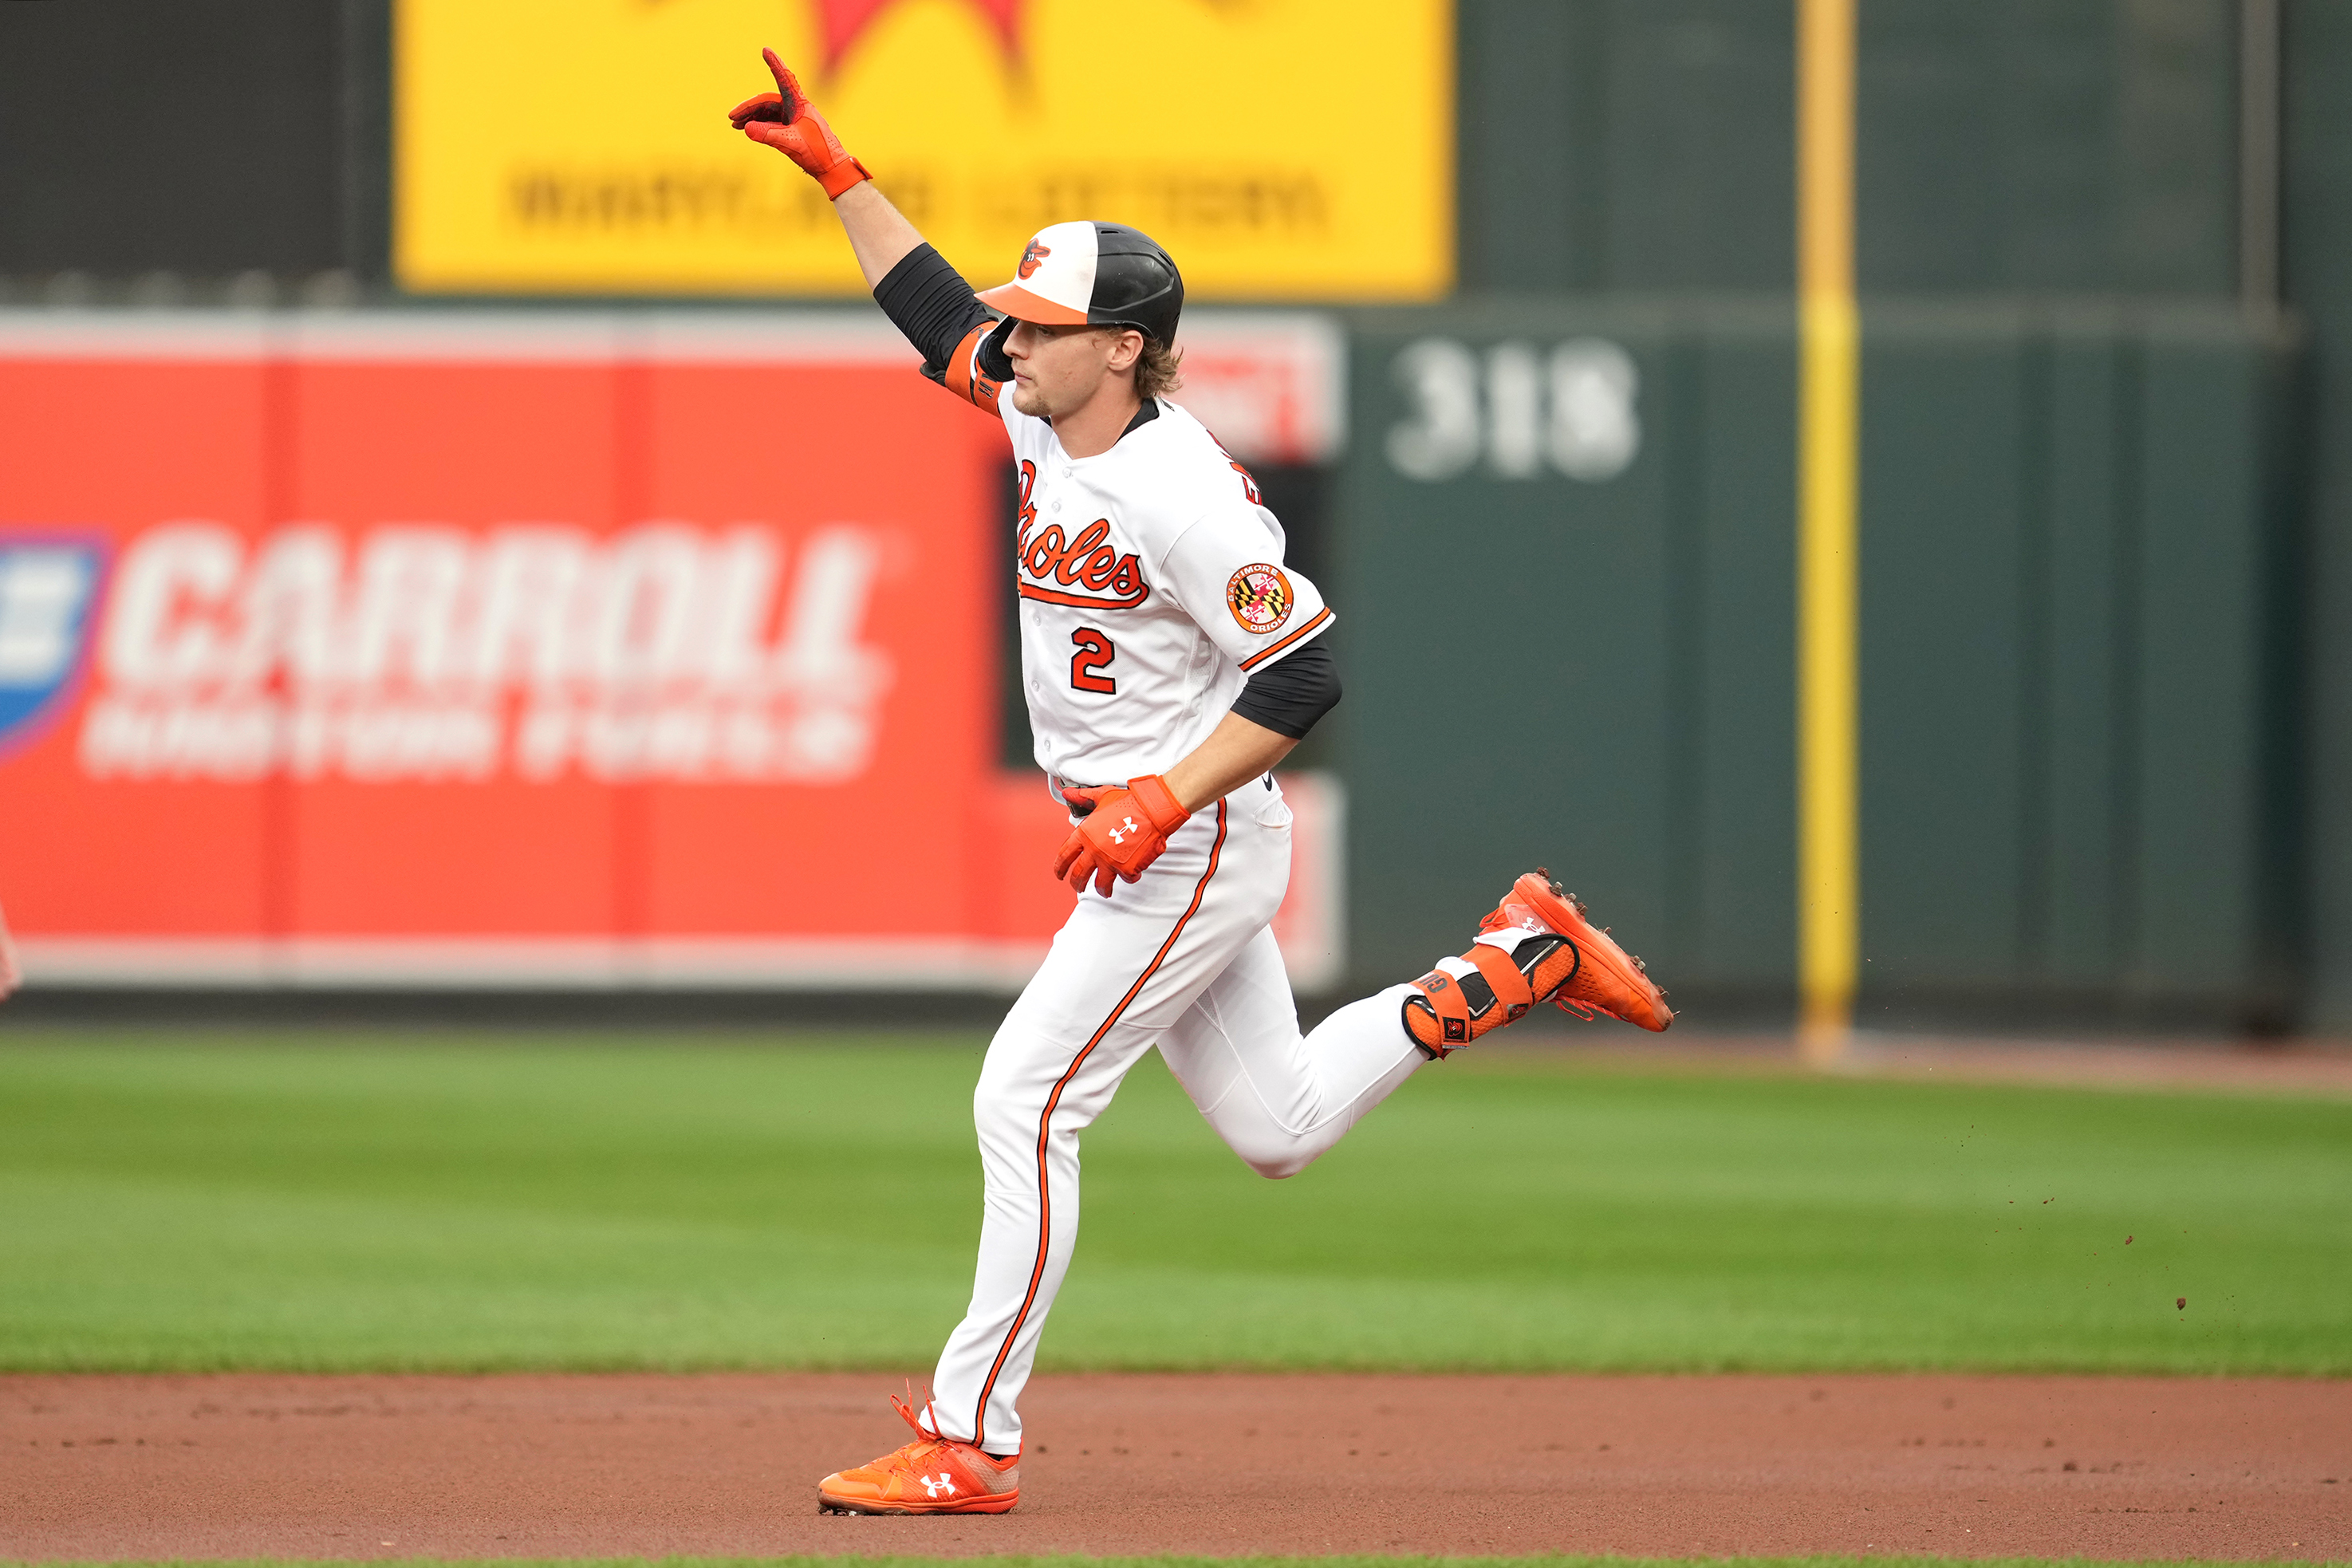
[1211,434,1263,505]
[1012,459,1148,609]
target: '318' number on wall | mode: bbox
[1385,337,1641,483]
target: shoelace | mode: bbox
[881,1386,1011,1482]
[861,1389,945,1475]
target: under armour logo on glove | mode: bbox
[920,1473,958,1498]
[1054,776,1192,896]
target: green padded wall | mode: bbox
[1337,301,2296,1026]
[1339,301,1798,1007]
[2283,0,2352,1027]
[1456,0,2236,297]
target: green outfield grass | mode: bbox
[0,1030,2344,1374]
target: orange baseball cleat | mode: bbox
[817,1392,1019,1515]
[1490,869,1673,1030]
[1404,869,1672,1055]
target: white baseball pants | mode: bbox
[926,775,1427,1454]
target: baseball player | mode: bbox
[729,50,1672,1515]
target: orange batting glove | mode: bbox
[727,48,873,199]
[1054,775,1192,896]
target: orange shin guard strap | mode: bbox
[1463,942,1536,1017]
[1408,968,1475,1050]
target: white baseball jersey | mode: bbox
[996,388,1333,785]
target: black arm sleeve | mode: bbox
[1231,636,1341,740]
[873,243,997,385]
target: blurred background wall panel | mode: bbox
[2,0,2349,1032]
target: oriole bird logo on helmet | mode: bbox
[976,221,1184,346]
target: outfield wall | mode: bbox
[0,302,2301,1023]
[0,309,1345,991]
[1338,297,2302,1026]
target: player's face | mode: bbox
[1003,320,1144,419]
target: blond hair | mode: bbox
[1134,337,1184,400]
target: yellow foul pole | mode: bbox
[1797,0,1859,1062]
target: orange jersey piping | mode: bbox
[1237,605,1334,672]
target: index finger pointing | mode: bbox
[760,48,802,117]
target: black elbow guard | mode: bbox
[873,243,995,380]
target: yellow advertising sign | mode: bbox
[395,0,1453,300]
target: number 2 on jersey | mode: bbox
[1070,627,1117,694]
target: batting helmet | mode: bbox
[976,221,1184,346]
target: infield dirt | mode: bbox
[4,1372,2345,1562]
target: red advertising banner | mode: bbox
[0,312,1341,991]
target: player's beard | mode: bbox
[1010,379,1052,419]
